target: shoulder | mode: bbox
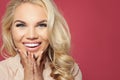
[0,57,11,70]
[0,54,22,70]
[0,58,11,79]
[72,63,82,80]
[0,56,16,72]
[0,54,23,80]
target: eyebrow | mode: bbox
[36,20,47,24]
[14,20,47,24]
[14,20,25,24]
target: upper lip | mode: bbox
[23,42,41,44]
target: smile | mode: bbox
[23,42,41,51]
[24,43,40,48]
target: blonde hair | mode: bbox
[1,0,75,80]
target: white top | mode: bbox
[0,54,82,80]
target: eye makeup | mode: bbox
[14,20,26,27]
[36,20,47,27]
[16,23,25,27]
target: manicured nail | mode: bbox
[15,48,20,53]
[24,51,28,56]
[40,51,44,55]
[33,54,37,61]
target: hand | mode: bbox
[18,50,44,80]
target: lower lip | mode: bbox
[24,45,40,52]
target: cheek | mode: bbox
[39,29,49,47]
[38,29,49,41]
[11,28,24,42]
[43,33,49,48]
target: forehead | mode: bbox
[13,3,47,21]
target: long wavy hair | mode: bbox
[1,0,75,80]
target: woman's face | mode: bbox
[11,3,49,56]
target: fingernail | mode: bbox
[32,53,33,58]
[26,51,28,56]
[24,51,27,56]
[41,51,43,54]
[15,48,20,53]
[33,54,37,61]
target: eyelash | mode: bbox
[38,23,47,27]
[16,23,25,27]
[15,23,47,27]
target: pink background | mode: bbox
[0,0,120,80]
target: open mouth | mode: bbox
[23,42,41,48]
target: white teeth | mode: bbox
[24,43,39,47]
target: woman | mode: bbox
[0,0,82,80]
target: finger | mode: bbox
[33,63,43,80]
[19,49,27,61]
[33,63,37,73]
[39,59,45,73]
[27,51,34,66]
[36,51,43,66]
[34,50,44,59]
[31,52,36,65]
[33,54,37,61]
[27,51,31,63]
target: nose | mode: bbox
[26,27,38,40]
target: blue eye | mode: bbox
[16,23,25,27]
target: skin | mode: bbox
[11,3,49,80]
